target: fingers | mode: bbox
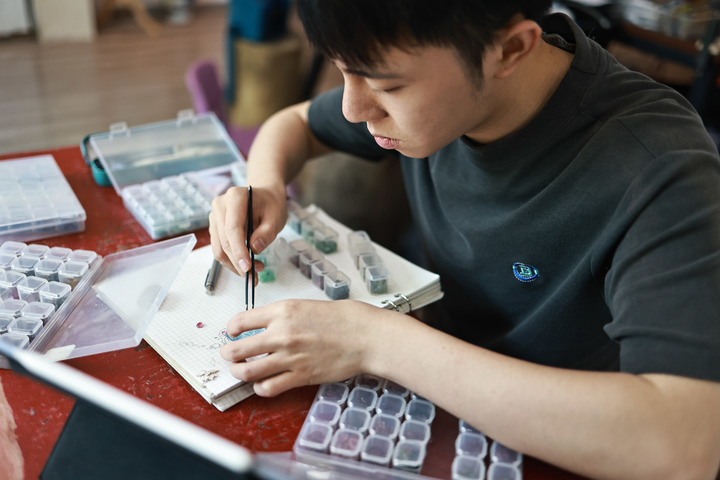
[227,351,286,384]
[225,309,268,338]
[254,371,299,397]
[209,187,249,275]
[249,259,264,286]
[219,299,373,397]
[208,204,238,275]
[209,186,287,275]
[225,187,253,273]
[227,355,301,397]
[248,193,287,256]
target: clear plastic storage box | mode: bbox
[294,374,437,480]
[0,234,196,368]
[0,155,86,243]
[87,110,246,240]
[617,0,720,40]
[294,374,525,480]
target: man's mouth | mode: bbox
[372,134,400,149]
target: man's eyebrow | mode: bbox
[342,67,402,80]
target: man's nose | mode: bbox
[342,79,384,124]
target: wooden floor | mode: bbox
[0,5,331,156]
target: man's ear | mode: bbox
[493,19,542,79]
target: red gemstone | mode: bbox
[196,322,204,328]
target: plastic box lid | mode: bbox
[27,234,196,361]
[0,155,86,243]
[88,110,245,195]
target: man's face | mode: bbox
[334,45,499,158]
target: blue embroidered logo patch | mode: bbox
[512,262,538,282]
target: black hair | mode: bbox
[298,1,553,82]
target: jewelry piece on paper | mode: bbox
[196,322,205,328]
[181,329,229,351]
[197,369,219,383]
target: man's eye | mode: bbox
[381,86,402,93]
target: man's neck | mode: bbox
[466,39,574,145]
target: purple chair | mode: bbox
[184,59,260,158]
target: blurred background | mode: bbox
[2,0,719,156]
[1,0,719,252]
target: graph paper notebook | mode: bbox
[144,206,443,411]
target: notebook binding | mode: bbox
[381,293,412,313]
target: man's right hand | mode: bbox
[208,185,288,277]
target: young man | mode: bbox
[209,2,720,478]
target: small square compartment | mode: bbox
[0,270,25,299]
[452,455,486,480]
[68,249,99,266]
[358,253,383,281]
[0,316,13,334]
[339,407,370,433]
[298,249,323,279]
[10,256,38,276]
[308,401,341,427]
[350,240,376,270]
[17,276,48,303]
[487,463,522,480]
[0,241,26,256]
[46,246,72,262]
[21,244,49,258]
[383,379,410,398]
[8,316,43,340]
[455,432,488,458]
[0,332,30,349]
[0,287,12,301]
[287,201,315,234]
[297,422,333,453]
[317,382,349,405]
[347,386,378,412]
[255,238,288,283]
[58,261,89,289]
[392,439,426,472]
[311,260,336,290]
[361,434,394,466]
[34,258,63,282]
[314,225,339,254]
[490,441,522,466]
[365,265,390,295]
[0,254,16,271]
[347,231,370,246]
[288,239,312,268]
[329,428,363,459]
[38,281,72,308]
[324,270,350,300]
[405,398,436,424]
[354,373,383,391]
[376,393,407,418]
[369,413,400,439]
[300,216,324,245]
[0,299,27,318]
[22,301,55,323]
[400,419,430,443]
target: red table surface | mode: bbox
[0,147,586,480]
